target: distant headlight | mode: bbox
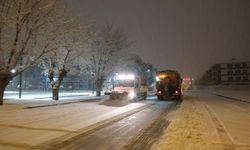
[129,91,135,98]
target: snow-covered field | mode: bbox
[152,90,250,150]
[4,90,94,100]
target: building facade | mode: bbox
[200,61,250,85]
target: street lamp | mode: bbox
[19,71,22,99]
[10,68,22,99]
[19,58,23,99]
[11,69,16,74]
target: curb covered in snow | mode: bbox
[25,98,103,109]
[214,94,250,103]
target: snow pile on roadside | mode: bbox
[151,97,223,150]
[99,93,132,107]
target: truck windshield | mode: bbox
[157,78,178,86]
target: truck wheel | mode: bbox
[176,95,182,100]
[157,96,164,100]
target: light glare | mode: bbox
[11,69,16,74]
[116,74,135,80]
[129,91,135,98]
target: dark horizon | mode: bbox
[64,0,250,78]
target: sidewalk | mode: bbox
[3,90,99,109]
[4,90,93,100]
[0,96,154,150]
[3,96,104,110]
[213,90,250,103]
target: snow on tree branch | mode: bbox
[79,24,132,96]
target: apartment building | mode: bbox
[200,61,250,85]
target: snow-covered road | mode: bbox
[0,98,155,150]
[37,101,177,150]
[1,90,250,150]
[152,90,250,150]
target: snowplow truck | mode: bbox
[111,74,148,100]
[156,70,182,100]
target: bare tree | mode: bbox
[41,49,73,100]
[80,24,131,96]
[40,31,89,100]
[0,0,80,105]
[127,54,152,77]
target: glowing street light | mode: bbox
[11,69,16,74]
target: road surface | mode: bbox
[153,90,250,150]
[36,97,180,150]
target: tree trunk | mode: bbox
[0,76,11,105]
[95,79,103,96]
[96,87,101,96]
[51,71,65,100]
[52,80,63,100]
[52,87,59,100]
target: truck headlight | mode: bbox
[129,91,135,98]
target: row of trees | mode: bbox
[0,0,86,104]
[0,0,154,105]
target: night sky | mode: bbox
[64,0,250,78]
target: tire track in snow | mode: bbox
[31,102,156,150]
[122,101,181,150]
[205,105,237,150]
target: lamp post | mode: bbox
[19,71,22,99]
[19,58,23,99]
